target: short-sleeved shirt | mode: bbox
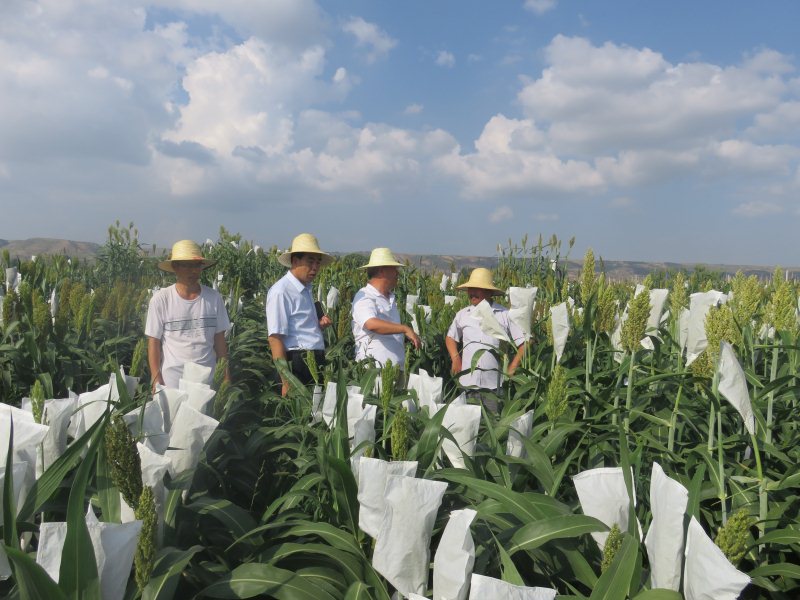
[446,302,525,390]
[145,284,231,388]
[351,283,405,367]
[266,271,324,351]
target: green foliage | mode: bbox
[545,364,569,421]
[715,508,754,566]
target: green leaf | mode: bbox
[141,545,203,600]
[200,563,338,599]
[95,441,120,523]
[343,581,373,600]
[754,528,800,547]
[749,562,800,579]
[496,539,524,586]
[3,544,68,600]
[508,515,607,555]
[588,535,638,600]
[58,417,105,600]
[3,418,19,549]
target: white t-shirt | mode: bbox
[351,283,405,368]
[145,284,231,388]
[446,302,525,390]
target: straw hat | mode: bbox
[456,268,503,294]
[158,240,216,272]
[359,247,404,269]
[278,233,333,268]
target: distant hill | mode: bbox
[1,237,795,280]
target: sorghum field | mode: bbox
[1,223,798,599]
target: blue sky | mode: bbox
[2,1,799,267]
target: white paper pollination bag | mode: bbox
[509,286,537,341]
[0,405,49,496]
[433,508,477,600]
[436,396,481,469]
[468,574,556,600]
[507,410,534,459]
[37,506,142,600]
[354,457,418,539]
[409,368,443,414]
[683,516,750,600]
[164,402,219,478]
[372,475,448,597]
[573,466,641,549]
[473,300,512,344]
[716,341,756,435]
[644,462,688,591]
[550,303,570,364]
[685,290,727,366]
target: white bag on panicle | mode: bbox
[685,291,726,366]
[322,381,338,427]
[23,395,76,476]
[473,300,512,344]
[326,286,339,312]
[178,380,217,416]
[408,368,443,414]
[354,457,417,539]
[437,401,481,469]
[683,517,750,600]
[345,388,365,434]
[37,506,142,600]
[5,267,18,292]
[164,403,219,478]
[633,285,669,337]
[717,341,756,435]
[109,367,138,401]
[350,404,376,460]
[678,308,690,352]
[644,462,688,591]
[444,295,458,306]
[433,508,477,600]
[440,273,450,292]
[69,384,115,440]
[0,405,49,491]
[468,574,556,599]
[572,467,641,550]
[311,385,324,424]
[153,386,188,434]
[123,400,169,454]
[509,287,537,340]
[507,410,534,459]
[372,475,448,597]
[181,361,213,385]
[550,303,570,364]
[120,443,172,543]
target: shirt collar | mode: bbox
[286,271,311,293]
[366,282,394,302]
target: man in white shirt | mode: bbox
[351,248,420,369]
[445,268,526,411]
[145,240,231,390]
[267,233,333,395]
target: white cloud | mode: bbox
[342,16,397,64]
[435,50,455,68]
[489,206,513,223]
[404,103,424,115]
[524,0,558,15]
[733,201,784,217]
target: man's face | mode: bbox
[466,287,494,306]
[382,266,400,289]
[173,261,204,284]
[291,253,324,284]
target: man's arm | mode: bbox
[214,331,231,383]
[445,335,462,374]
[146,336,165,392]
[363,318,421,349]
[268,334,291,396]
[508,341,527,375]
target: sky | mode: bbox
[1,0,800,267]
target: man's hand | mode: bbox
[281,380,290,397]
[319,315,333,329]
[405,326,421,349]
[450,354,462,375]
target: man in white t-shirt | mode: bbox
[445,268,526,411]
[145,240,231,390]
[351,248,420,369]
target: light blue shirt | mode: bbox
[266,271,324,350]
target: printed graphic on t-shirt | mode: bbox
[164,316,217,337]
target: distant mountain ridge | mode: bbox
[1,237,795,280]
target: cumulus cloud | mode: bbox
[489,206,513,223]
[733,201,784,217]
[342,16,397,63]
[524,0,558,15]
[404,103,424,115]
[435,50,455,68]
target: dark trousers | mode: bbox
[277,349,326,386]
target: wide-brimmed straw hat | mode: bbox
[278,233,334,268]
[359,247,404,269]
[158,240,216,272]
[456,268,503,294]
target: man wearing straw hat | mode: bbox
[445,267,526,412]
[145,240,231,390]
[351,248,420,369]
[267,233,333,396]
